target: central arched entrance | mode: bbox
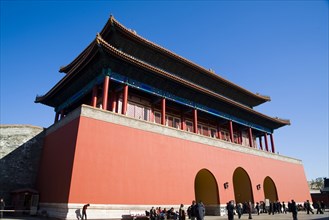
[233,167,254,204]
[194,169,220,215]
[263,176,278,202]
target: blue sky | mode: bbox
[1,1,328,181]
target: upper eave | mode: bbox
[95,35,289,129]
[107,16,271,104]
[59,15,270,107]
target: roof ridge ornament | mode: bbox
[109,14,115,25]
[129,29,137,34]
[96,33,102,45]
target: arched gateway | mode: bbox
[263,176,278,202]
[195,169,220,215]
[233,167,254,204]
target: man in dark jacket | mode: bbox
[306,200,314,214]
[291,200,298,220]
[226,201,235,220]
[187,200,197,220]
[196,201,205,220]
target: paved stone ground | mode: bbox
[2,211,329,220]
[207,211,329,220]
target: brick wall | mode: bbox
[0,124,45,205]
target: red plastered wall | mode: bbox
[36,118,80,203]
[67,116,311,205]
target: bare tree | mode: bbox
[309,177,324,189]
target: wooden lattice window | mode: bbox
[186,120,193,132]
[154,112,161,124]
[127,101,150,121]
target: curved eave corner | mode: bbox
[59,38,98,74]
[275,117,291,126]
[34,94,55,108]
[59,43,93,74]
[257,93,271,102]
[34,95,43,104]
[253,93,271,107]
[59,14,116,74]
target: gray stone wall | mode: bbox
[0,124,45,206]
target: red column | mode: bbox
[270,133,275,153]
[259,137,263,150]
[54,112,59,123]
[181,113,186,131]
[217,124,222,139]
[122,84,128,115]
[102,76,110,110]
[248,127,253,148]
[161,98,166,125]
[150,106,155,122]
[264,133,269,151]
[111,91,117,113]
[193,109,198,134]
[229,120,234,142]
[91,85,98,107]
[60,110,65,120]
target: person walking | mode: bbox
[268,202,274,215]
[179,204,186,220]
[187,200,197,220]
[282,201,287,214]
[255,202,260,215]
[82,204,90,220]
[306,200,314,214]
[196,201,205,220]
[291,200,298,220]
[150,207,157,220]
[226,201,235,220]
[247,201,253,219]
[316,201,323,214]
[236,203,242,219]
[320,201,325,214]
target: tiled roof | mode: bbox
[107,16,271,103]
[37,16,290,128]
[96,34,290,127]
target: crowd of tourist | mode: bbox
[145,199,326,220]
[225,199,326,220]
[147,201,205,220]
